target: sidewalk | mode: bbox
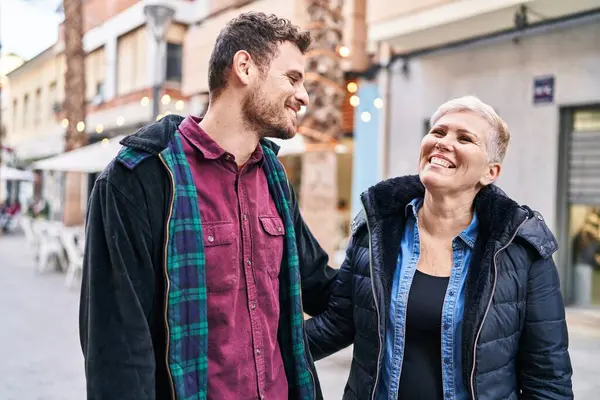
[0,233,598,399]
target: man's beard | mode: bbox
[242,87,297,140]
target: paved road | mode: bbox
[0,233,598,399]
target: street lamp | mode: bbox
[144,2,175,121]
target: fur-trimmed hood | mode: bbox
[357,174,557,259]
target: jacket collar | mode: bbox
[119,114,282,156]
[405,197,479,249]
[360,174,556,255]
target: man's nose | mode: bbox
[296,85,309,107]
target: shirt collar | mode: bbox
[178,115,264,166]
[405,197,479,249]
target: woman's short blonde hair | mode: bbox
[429,95,510,163]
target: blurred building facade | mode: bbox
[353,0,600,304]
[4,0,197,223]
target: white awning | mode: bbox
[31,133,307,174]
[0,166,34,181]
[268,134,306,157]
[32,136,126,173]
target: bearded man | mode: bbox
[79,12,335,400]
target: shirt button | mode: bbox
[207,235,214,243]
[242,214,248,221]
[448,291,455,297]
[277,226,282,232]
[247,260,252,265]
[444,357,451,365]
[225,154,233,161]
[444,323,450,330]
[251,302,256,310]
[256,348,261,354]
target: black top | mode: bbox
[398,269,450,400]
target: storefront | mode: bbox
[377,18,600,304]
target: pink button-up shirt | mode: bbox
[178,115,288,400]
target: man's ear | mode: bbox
[231,50,255,87]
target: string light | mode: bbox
[96,124,104,134]
[361,112,371,122]
[347,82,358,93]
[374,98,384,108]
[175,100,185,110]
[339,46,350,57]
[161,94,171,105]
[61,118,69,128]
[141,96,149,106]
[156,114,164,121]
[350,95,360,107]
[101,138,109,146]
[76,121,85,132]
[116,116,124,126]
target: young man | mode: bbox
[80,12,336,400]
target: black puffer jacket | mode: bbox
[306,175,573,400]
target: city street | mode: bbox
[0,233,598,399]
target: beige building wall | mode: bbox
[182,0,368,97]
[367,0,458,25]
[5,50,65,152]
[182,0,305,96]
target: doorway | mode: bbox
[558,106,600,305]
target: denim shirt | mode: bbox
[379,198,479,400]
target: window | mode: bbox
[48,81,57,117]
[96,82,104,98]
[166,43,183,82]
[34,88,42,125]
[23,94,29,128]
[90,81,105,106]
[12,99,18,130]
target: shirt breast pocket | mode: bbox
[258,216,285,279]
[203,221,237,292]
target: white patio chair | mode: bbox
[61,226,85,288]
[20,216,37,247]
[36,221,66,273]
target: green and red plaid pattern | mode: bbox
[118,131,315,399]
[160,132,209,400]
[261,144,315,400]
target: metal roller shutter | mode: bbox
[569,130,600,205]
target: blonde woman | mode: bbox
[306,96,573,400]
